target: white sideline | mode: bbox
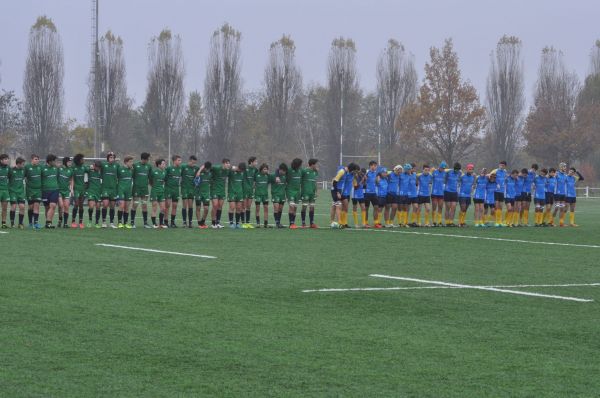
[95,243,216,259]
[345,228,600,249]
[0,231,8,234]
[302,282,600,293]
[369,274,593,303]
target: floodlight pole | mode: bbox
[339,69,344,166]
[377,95,381,165]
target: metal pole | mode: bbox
[168,127,171,165]
[377,95,381,165]
[339,70,344,166]
[93,0,99,157]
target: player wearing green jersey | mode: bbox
[242,156,258,228]
[57,157,74,228]
[8,157,26,228]
[207,159,231,228]
[300,159,319,228]
[87,161,103,227]
[101,152,119,228]
[286,158,303,229]
[181,155,199,228]
[164,155,182,227]
[253,163,271,228]
[0,154,10,228]
[131,152,152,228]
[117,156,134,228]
[194,161,212,228]
[271,163,288,228]
[227,163,245,228]
[70,154,87,228]
[24,154,42,229]
[41,154,59,228]
[150,158,167,228]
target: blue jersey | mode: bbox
[515,176,525,197]
[494,169,507,193]
[534,175,546,200]
[417,173,432,196]
[399,173,410,196]
[444,170,461,193]
[485,180,496,205]
[354,177,365,199]
[459,174,474,198]
[566,175,578,198]
[342,172,354,197]
[546,176,556,193]
[431,169,446,196]
[408,173,418,198]
[555,171,567,195]
[377,177,388,197]
[523,171,535,193]
[505,176,517,199]
[474,176,487,200]
[365,170,377,194]
[387,172,400,195]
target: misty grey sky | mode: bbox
[0,0,597,122]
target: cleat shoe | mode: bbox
[199,224,209,229]
[160,224,168,229]
[71,222,78,228]
[18,224,25,229]
[131,224,137,229]
[246,223,254,229]
[125,224,133,229]
[110,223,118,229]
[143,223,152,229]
[188,223,193,229]
[289,224,298,229]
[216,223,224,229]
[276,223,284,229]
[570,223,579,227]
[229,223,236,229]
[235,223,241,229]
[310,223,318,229]
[118,223,124,229]
[241,223,249,229]
[374,224,382,229]
[101,223,108,228]
[153,224,159,229]
[45,224,56,229]
[170,223,178,228]
[95,223,101,229]
[34,223,42,230]
[79,223,85,229]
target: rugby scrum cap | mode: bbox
[439,161,447,168]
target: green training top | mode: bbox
[87,168,102,195]
[58,166,73,192]
[150,168,166,193]
[0,165,9,190]
[228,169,244,194]
[72,165,88,190]
[41,165,59,191]
[8,167,25,194]
[270,173,287,197]
[210,165,228,195]
[133,161,152,190]
[243,166,257,192]
[181,164,199,190]
[165,165,182,190]
[286,168,302,193]
[301,168,319,195]
[117,165,133,191]
[254,172,270,196]
[101,162,119,190]
[196,169,211,196]
[24,164,42,190]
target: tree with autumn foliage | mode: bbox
[397,38,486,165]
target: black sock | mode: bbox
[34,212,39,224]
[152,216,157,225]
[10,210,15,225]
[63,212,69,225]
[309,209,315,224]
[217,209,222,223]
[301,209,306,224]
[171,214,175,224]
[130,210,136,225]
[235,212,241,224]
[159,213,164,225]
[101,208,107,222]
[28,208,33,224]
[229,212,234,224]
[256,215,260,224]
[72,206,77,221]
[245,210,250,223]
[239,211,245,223]
[18,213,24,225]
[182,208,187,223]
[88,207,93,221]
[96,209,101,223]
[142,210,148,224]
[289,212,294,225]
[78,206,83,222]
[109,208,115,223]
[188,208,193,224]
[117,210,123,223]
[123,212,129,224]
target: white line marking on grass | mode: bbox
[369,274,593,303]
[0,231,8,234]
[345,228,600,249]
[95,243,216,259]
[303,282,600,293]
[489,283,600,288]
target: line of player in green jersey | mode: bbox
[0,152,320,230]
[328,159,585,229]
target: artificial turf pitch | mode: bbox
[1,197,600,396]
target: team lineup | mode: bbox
[0,152,585,230]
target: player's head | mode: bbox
[347,163,360,173]
[403,163,412,173]
[188,155,197,165]
[222,158,231,168]
[568,167,577,175]
[124,155,134,167]
[46,154,57,166]
[308,158,318,170]
[278,163,288,174]
[141,152,151,163]
[488,172,496,182]
[480,167,487,176]
[511,169,519,177]
[0,154,8,166]
[203,161,212,170]
[439,161,447,170]
[499,160,507,169]
[540,168,548,176]
[453,162,461,171]
[559,162,567,172]
[394,165,403,174]
[549,167,556,176]
[466,163,474,174]
[93,160,102,170]
[410,162,416,169]
[422,164,430,174]
[248,156,257,166]
[378,168,388,177]
[62,156,72,167]
[259,163,269,174]
[237,162,246,172]
[531,163,538,171]
[106,151,115,162]
[30,154,40,165]
[73,153,85,166]
[521,168,528,176]
[172,155,182,166]
[368,160,377,171]
[15,157,25,168]
[155,159,166,169]
[291,158,303,171]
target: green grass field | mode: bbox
[2,197,600,396]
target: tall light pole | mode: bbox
[339,68,344,166]
[377,94,381,165]
[91,0,100,157]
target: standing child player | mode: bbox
[387,165,401,227]
[100,152,119,228]
[87,161,103,227]
[286,158,303,229]
[150,159,167,228]
[520,164,537,225]
[443,162,462,227]
[209,159,231,228]
[431,162,447,227]
[352,169,367,228]
[253,163,271,228]
[492,161,508,226]
[194,161,212,228]
[71,154,87,229]
[242,157,258,228]
[565,167,584,227]
[0,154,10,228]
[473,168,487,227]
[513,169,526,227]
[504,170,519,227]
[164,155,182,228]
[8,157,26,228]
[131,152,152,228]
[416,165,433,227]
[484,173,496,226]
[57,157,74,228]
[271,163,288,228]
[544,168,557,226]
[458,164,475,227]
[180,155,199,228]
[300,159,319,228]
[227,163,245,229]
[117,156,134,228]
[41,154,60,228]
[24,154,43,229]
[375,168,389,229]
[407,164,419,227]
[552,162,568,227]
[533,168,548,226]
[363,161,379,227]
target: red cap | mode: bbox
[466,163,474,170]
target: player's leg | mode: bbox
[301,203,308,227]
[424,200,432,227]
[169,195,178,227]
[288,198,297,228]
[0,200,7,227]
[109,199,117,228]
[235,200,243,228]
[568,200,577,227]
[228,200,236,228]
[262,202,269,228]
[61,195,70,228]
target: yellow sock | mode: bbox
[522,210,529,224]
[508,211,514,225]
[569,212,575,225]
[425,210,430,225]
[495,209,500,224]
[361,211,367,225]
[416,211,421,225]
[559,212,566,225]
[404,212,409,225]
[353,211,358,225]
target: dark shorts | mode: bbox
[566,197,576,204]
[545,192,555,205]
[431,194,444,200]
[409,196,419,204]
[341,195,351,201]
[398,195,409,205]
[386,194,398,204]
[42,190,59,205]
[459,197,472,207]
[331,190,341,202]
[554,194,566,202]
[473,198,484,204]
[504,198,515,205]
[377,196,387,207]
[534,198,546,206]
[484,203,495,209]
[418,196,431,204]
[365,193,378,207]
[522,192,532,202]
[515,194,524,202]
[352,198,365,205]
[494,192,505,202]
[444,192,458,202]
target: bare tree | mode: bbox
[87,30,128,152]
[485,35,525,165]
[326,37,361,172]
[263,34,302,162]
[204,23,242,161]
[296,84,327,163]
[376,39,417,147]
[525,47,581,164]
[143,29,185,160]
[178,90,203,156]
[591,40,600,76]
[22,16,64,154]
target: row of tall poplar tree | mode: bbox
[1,16,600,178]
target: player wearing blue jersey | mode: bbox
[552,162,568,227]
[444,162,462,226]
[408,164,419,227]
[398,165,411,227]
[331,163,359,227]
[375,168,389,229]
[363,161,379,227]
[340,163,355,228]
[352,169,367,227]
[458,164,475,227]
[544,168,557,226]
[416,165,432,227]
[490,161,508,226]
[566,167,584,227]
[386,166,401,227]
[504,170,519,227]
[484,173,496,225]
[533,168,547,226]
[519,164,537,225]
[513,169,526,227]
[473,168,488,227]
[431,162,446,226]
